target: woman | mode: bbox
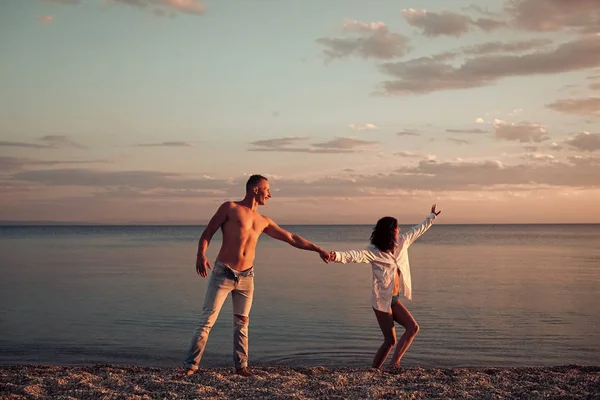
[328,204,441,370]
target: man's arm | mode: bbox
[195,202,231,277]
[263,217,330,262]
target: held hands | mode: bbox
[318,250,336,263]
[196,254,212,277]
[431,204,442,216]
[318,249,330,263]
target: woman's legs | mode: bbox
[389,300,419,367]
[371,308,396,369]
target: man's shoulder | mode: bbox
[221,201,237,209]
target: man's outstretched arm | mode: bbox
[196,202,230,277]
[263,217,330,262]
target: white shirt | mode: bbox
[333,213,437,313]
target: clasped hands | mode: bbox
[318,249,335,263]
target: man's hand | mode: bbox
[196,254,212,277]
[319,249,330,263]
[431,204,442,216]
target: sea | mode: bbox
[1,224,599,368]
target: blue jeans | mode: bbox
[184,260,254,370]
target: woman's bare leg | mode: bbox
[372,308,396,369]
[389,300,419,367]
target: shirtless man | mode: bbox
[184,174,330,376]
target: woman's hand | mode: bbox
[431,204,441,216]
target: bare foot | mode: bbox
[235,367,253,377]
[185,369,195,376]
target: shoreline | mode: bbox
[1,364,598,399]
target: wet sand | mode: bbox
[1,364,598,399]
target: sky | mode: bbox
[1,0,600,224]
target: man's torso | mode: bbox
[216,202,269,271]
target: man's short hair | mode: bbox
[246,174,268,192]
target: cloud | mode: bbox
[565,132,600,152]
[397,130,420,136]
[436,38,552,62]
[463,4,499,17]
[39,135,87,149]
[493,119,549,143]
[270,156,600,195]
[401,8,504,37]
[341,20,387,32]
[249,136,377,154]
[0,157,26,171]
[590,83,600,90]
[472,17,506,32]
[249,136,309,149]
[446,128,487,134]
[522,153,555,162]
[161,0,205,15]
[447,138,470,145]
[312,137,378,150]
[110,0,205,17]
[419,38,553,64]
[0,156,109,172]
[6,156,600,202]
[317,20,409,61]
[459,38,553,56]
[38,16,54,23]
[395,151,421,158]
[0,141,49,149]
[402,9,470,37]
[391,157,600,190]
[45,0,80,4]
[546,97,600,116]
[379,36,600,95]
[506,0,600,34]
[348,123,378,131]
[136,141,194,147]
[0,136,87,150]
[10,169,232,190]
[550,142,563,151]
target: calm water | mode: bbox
[1,224,599,368]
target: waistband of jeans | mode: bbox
[214,260,254,277]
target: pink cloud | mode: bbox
[110,0,205,17]
[160,0,205,15]
[379,36,600,95]
[38,16,54,23]
[317,20,409,61]
[547,97,600,116]
[507,0,600,34]
[401,8,504,37]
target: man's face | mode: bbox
[254,180,272,205]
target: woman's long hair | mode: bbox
[370,216,398,253]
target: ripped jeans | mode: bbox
[184,260,254,370]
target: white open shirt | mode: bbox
[333,213,437,313]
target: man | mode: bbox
[184,174,330,376]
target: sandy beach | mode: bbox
[1,364,598,399]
